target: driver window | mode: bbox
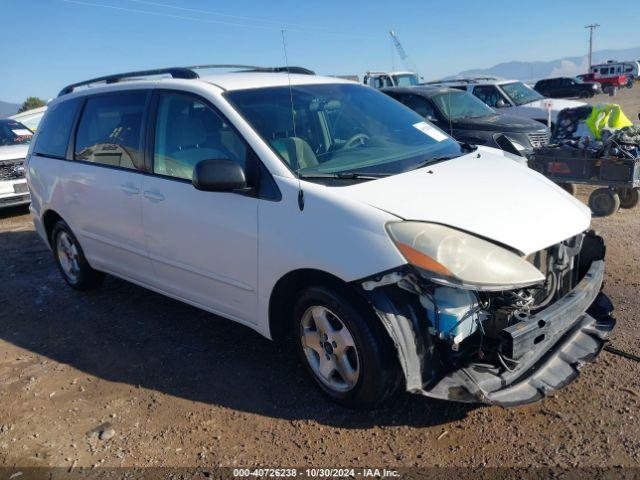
[472,85,506,108]
[154,93,246,181]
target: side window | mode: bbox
[153,93,247,181]
[472,85,506,108]
[372,78,383,89]
[75,92,147,170]
[33,98,81,158]
[401,94,437,120]
[384,76,394,87]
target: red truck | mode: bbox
[579,63,631,93]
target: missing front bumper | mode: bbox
[366,260,615,407]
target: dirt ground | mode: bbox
[0,88,639,472]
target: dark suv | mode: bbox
[534,77,601,99]
[382,86,550,156]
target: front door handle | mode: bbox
[143,190,165,202]
[120,183,140,195]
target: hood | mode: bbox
[454,113,548,133]
[0,144,29,162]
[340,151,591,255]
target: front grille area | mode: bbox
[0,159,26,181]
[528,131,550,148]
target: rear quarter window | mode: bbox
[33,98,82,158]
[74,91,147,170]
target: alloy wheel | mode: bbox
[56,231,81,283]
[300,305,360,393]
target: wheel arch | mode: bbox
[42,209,65,247]
[268,268,374,342]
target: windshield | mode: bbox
[225,83,463,179]
[0,120,33,146]
[431,90,496,120]
[500,82,544,106]
[392,74,420,87]
[15,111,46,131]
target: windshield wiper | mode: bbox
[405,145,476,172]
[300,172,387,180]
[407,156,457,171]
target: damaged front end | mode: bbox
[359,230,615,407]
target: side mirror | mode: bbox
[495,99,508,108]
[192,159,247,192]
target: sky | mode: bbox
[1,0,640,103]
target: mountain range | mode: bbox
[450,47,640,82]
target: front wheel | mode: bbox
[52,221,105,290]
[294,286,401,408]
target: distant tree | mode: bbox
[18,97,46,113]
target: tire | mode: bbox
[616,187,640,209]
[52,221,105,290]
[293,286,401,409]
[588,188,620,217]
[557,182,577,196]
[579,90,590,99]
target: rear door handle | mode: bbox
[120,183,140,195]
[143,190,165,202]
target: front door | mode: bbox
[141,91,259,324]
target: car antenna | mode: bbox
[281,29,304,211]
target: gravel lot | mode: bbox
[0,88,639,471]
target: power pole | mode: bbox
[585,23,600,69]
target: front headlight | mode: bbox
[386,222,545,291]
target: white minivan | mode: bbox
[27,67,615,408]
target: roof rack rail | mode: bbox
[256,66,315,75]
[57,64,316,97]
[185,64,315,75]
[185,64,262,71]
[58,67,199,96]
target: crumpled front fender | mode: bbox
[361,260,615,407]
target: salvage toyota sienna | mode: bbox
[26,66,615,408]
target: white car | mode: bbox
[0,118,32,208]
[426,77,586,127]
[27,67,614,408]
[10,105,47,132]
[363,71,421,89]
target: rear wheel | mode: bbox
[589,188,620,217]
[616,187,640,209]
[293,286,401,408]
[579,90,590,99]
[52,221,105,290]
